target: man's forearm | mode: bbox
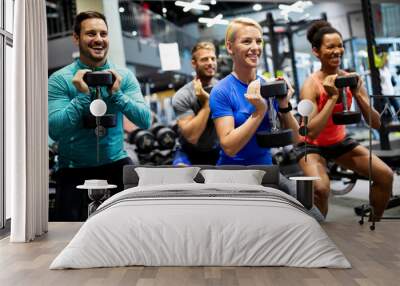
[48,93,91,140]
[180,104,210,144]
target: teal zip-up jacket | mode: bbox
[48,59,151,168]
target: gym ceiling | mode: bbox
[131,0,400,26]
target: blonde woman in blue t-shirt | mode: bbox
[209,17,299,165]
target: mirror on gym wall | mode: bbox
[1,0,15,230]
[5,44,13,222]
[5,0,14,33]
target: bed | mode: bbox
[50,165,350,269]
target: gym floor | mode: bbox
[328,172,400,222]
[0,174,399,286]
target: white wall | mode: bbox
[293,2,363,53]
[102,0,127,68]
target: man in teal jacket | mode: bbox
[48,11,151,221]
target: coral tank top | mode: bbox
[302,73,353,146]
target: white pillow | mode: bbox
[135,167,200,186]
[200,169,266,185]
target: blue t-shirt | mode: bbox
[209,74,277,165]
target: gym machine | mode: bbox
[356,0,400,227]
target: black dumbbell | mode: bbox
[129,129,155,153]
[137,152,154,165]
[151,123,177,150]
[128,129,140,144]
[272,150,286,165]
[171,122,179,134]
[150,150,164,165]
[256,80,293,148]
[149,149,173,165]
[256,129,293,148]
[156,127,176,149]
[136,130,156,153]
[335,74,358,89]
[150,123,165,136]
[332,74,361,125]
[83,114,117,128]
[49,148,56,169]
[83,71,115,87]
[260,80,288,99]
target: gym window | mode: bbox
[0,0,14,235]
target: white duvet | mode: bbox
[50,183,350,269]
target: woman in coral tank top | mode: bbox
[294,20,393,219]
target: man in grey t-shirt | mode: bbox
[172,42,219,165]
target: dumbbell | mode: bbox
[150,123,165,137]
[260,80,288,99]
[150,123,177,150]
[82,71,118,161]
[83,71,115,87]
[49,148,56,170]
[82,114,117,129]
[128,129,155,153]
[137,152,154,165]
[83,72,115,124]
[256,80,293,148]
[149,149,174,165]
[272,150,286,165]
[171,122,179,135]
[332,74,361,125]
[83,72,116,130]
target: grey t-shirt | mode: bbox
[172,79,219,151]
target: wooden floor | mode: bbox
[1,219,400,286]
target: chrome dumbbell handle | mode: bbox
[340,88,348,111]
[268,97,278,131]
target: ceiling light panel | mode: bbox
[175,0,210,13]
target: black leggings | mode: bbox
[54,157,132,222]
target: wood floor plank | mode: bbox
[1,220,400,286]
[117,267,142,286]
[204,267,221,279]
[220,268,239,286]
[135,278,155,286]
[303,278,325,286]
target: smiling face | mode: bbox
[313,32,344,70]
[73,18,109,67]
[192,48,217,81]
[226,25,263,70]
